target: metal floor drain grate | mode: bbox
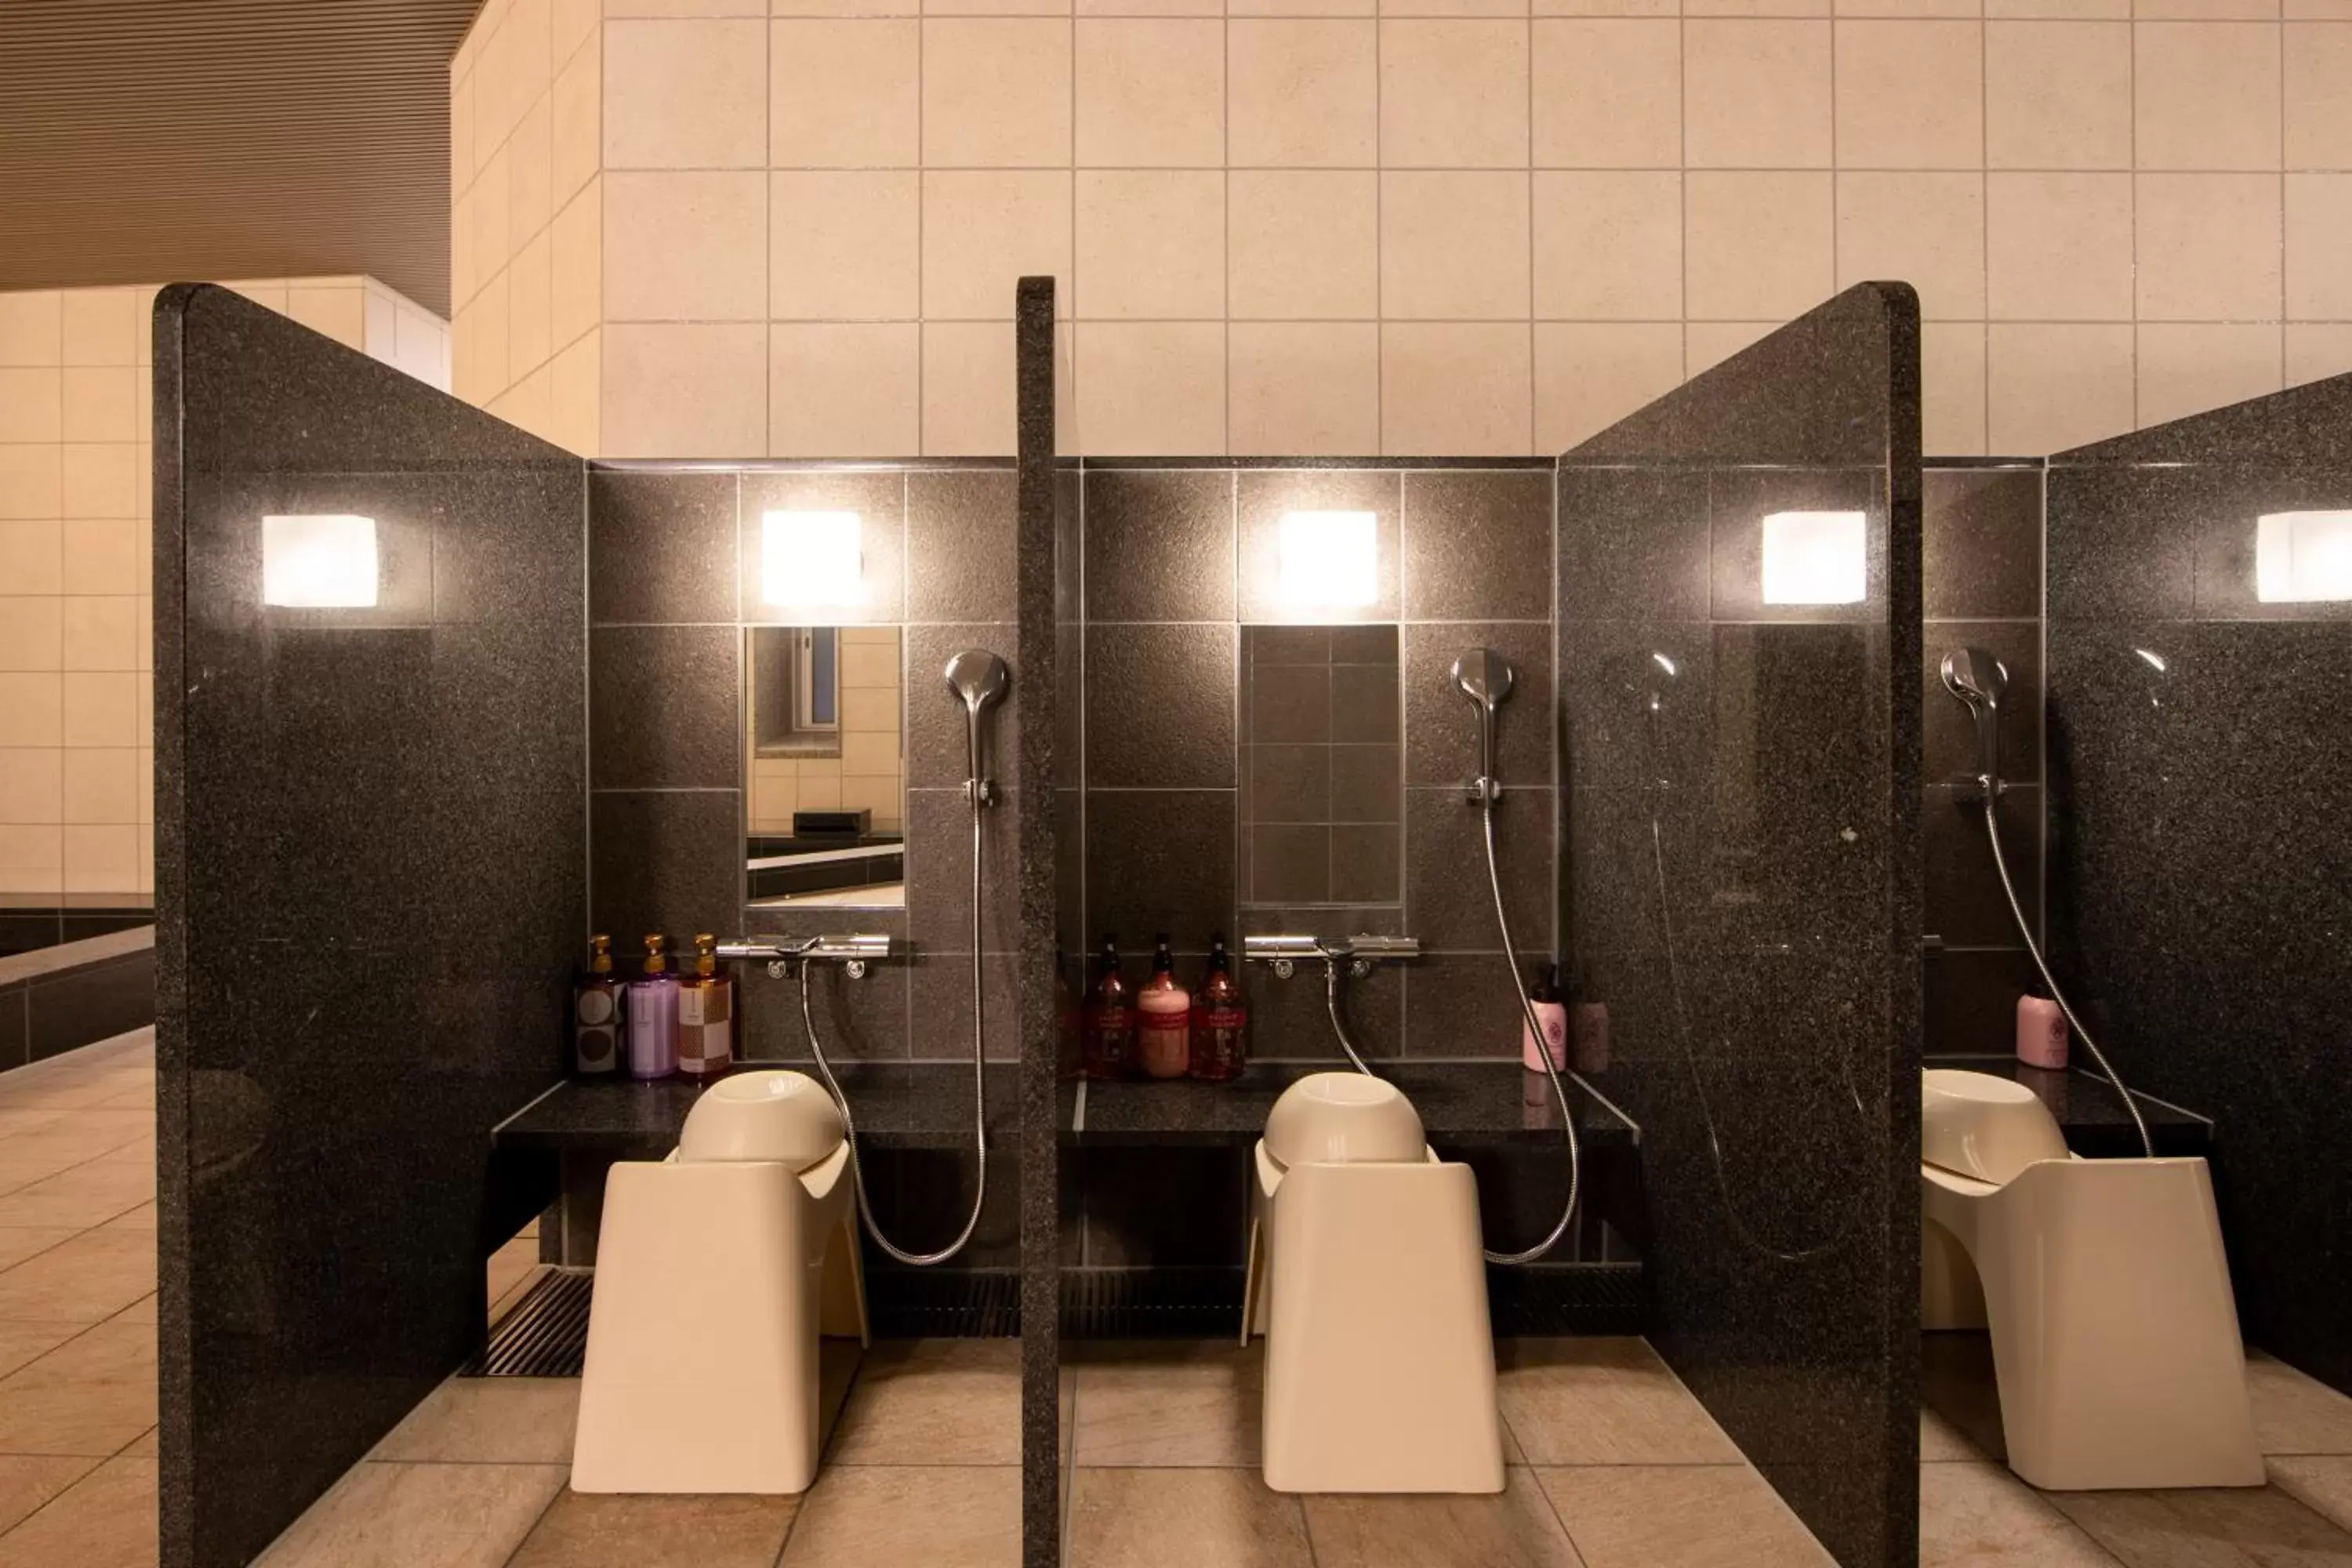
[462,1269,593,1377]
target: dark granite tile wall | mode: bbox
[2043,370,2352,1398]
[1555,284,1922,1568]
[154,285,588,1568]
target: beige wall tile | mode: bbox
[2136,322,2283,426]
[2136,172,2281,321]
[2288,0,2352,16]
[1075,322,1225,454]
[1533,20,1681,169]
[0,371,61,443]
[510,230,554,376]
[0,826,63,893]
[2135,22,2281,171]
[61,445,135,521]
[0,676,62,748]
[1684,171,1835,320]
[772,20,920,167]
[1986,21,2131,171]
[1076,171,1225,319]
[1379,21,1530,168]
[0,750,62,826]
[551,34,601,205]
[1835,21,1981,170]
[1922,321,1988,455]
[550,329,601,455]
[60,292,140,368]
[510,98,554,245]
[604,172,769,320]
[921,322,1015,454]
[1232,0,1373,17]
[0,293,62,368]
[1987,321,2134,451]
[2285,24,2352,168]
[1077,20,1225,166]
[0,597,60,672]
[1228,322,1381,454]
[771,172,921,320]
[2138,0,2277,14]
[285,288,366,349]
[61,672,136,748]
[0,448,62,519]
[1229,171,1380,319]
[60,750,136,827]
[62,521,139,598]
[1229,21,1378,168]
[474,268,514,397]
[921,172,1073,319]
[60,598,136,673]
[601,322,769,456]
[555,0,597,61]
[551,179,602,350]
[1836,172,1985,320]
[1533,171,1682,319]
[0,525,63,601]
[1381,322,1532,454]
[772,0,917,18]
[922,20,1073,168]
[1381,171,1531,318]
[604,19,769,167]
[1684,20,1833,169]
[224,280,290,313]
[1534,321,1683,450]
[1986,172,2133,320]
[475,148,514,280]
[1688,319,1780,373]
[453,189,480,309]
[2288,173,2352,318]
[2288,323,2352,385]
[770,325,921,454]
[510,0,554,107]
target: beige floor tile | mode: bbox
[1305,1467,1581,1567]
[253,1461,564,1568]
[818,1338,861,1454]
[0,1163,153,1230]
[2272,1458,2352,1537]
[0,1232,74,1273]
[1537,1465,1834,1568]
[1497,1339,1741,1466]
[2250,1354,2352,1457]
[2049,1484,2352,1566]
[368,1377,579,1465]
[0,1454,99,1534]
[0,1320,158,1456]
[508,1490,797,1567]
[0,1454,154,1568]
[1922,1406,1990,1463]
[1070,1341,1261,1467]
[1068,1467,1312,1568]
[1918,1461,2115,1567]
[778,1464,1016,1566]
[0,1229,154,1323]
[826,1338,1016,1465]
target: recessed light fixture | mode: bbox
[762,510,863,608]
[1276,510,1377,611]
[1759,510,1867,606]
[262,514,379,608]
[2256,510,2352,603]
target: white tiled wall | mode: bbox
[0,276,450,897]
[452,0,2352,462]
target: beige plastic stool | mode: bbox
[1921,1069,2262,1490]
[1242,1073,1504,1494]
[572,1071,869,1494]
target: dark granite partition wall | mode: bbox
[1555,284,1922,1568]
[2044,372,2352,1395]
[154,286,586,1568]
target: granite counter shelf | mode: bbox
[1929,1054,2212,1156]
[496,1062,1023,1158]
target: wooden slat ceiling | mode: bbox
[0,0,480,317]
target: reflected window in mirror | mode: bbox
[1239,624,1403,907]
[745,625,906,909]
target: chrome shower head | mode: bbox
[1940,647,2009,796]
[1452,648,1515,801]
[944,649,1011,802]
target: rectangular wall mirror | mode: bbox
[1238,623,1403,906]
[744,624,905,909]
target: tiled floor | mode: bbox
[3,1029,2352,1566]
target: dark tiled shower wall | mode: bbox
[2042,371,2352,1396]
[1066,462,1559,1062]
[584,461,1023,1062]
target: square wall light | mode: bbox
[1277,510,1377,612]
[262,514,379,608]
[1760,510,1867,606]
[762,510,863,608]
[2256,511,2352,604]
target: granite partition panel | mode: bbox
[154,285,586,1568]
[1557,284,1922,1568]
[2044,371,2352,1396]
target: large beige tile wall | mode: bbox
[0,278,450,898]
[452,0,2352,461]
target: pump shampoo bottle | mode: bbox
[628,935,680,1080]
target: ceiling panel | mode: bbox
[0,0,479,316]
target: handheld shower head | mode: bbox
[1940,647,2009,795]
[1452,648,1515,800]
[944,649,1011,802]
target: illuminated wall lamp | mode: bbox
[263,514,379,608]
[1276,510,1377,612]
[2256,510,2352,603]
[1759,510,1867,606]
[762,510,863,608]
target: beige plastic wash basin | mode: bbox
[1922,1068,2070,1186]
[1264,1072,1427,1169]
[677,1069,846,1171]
